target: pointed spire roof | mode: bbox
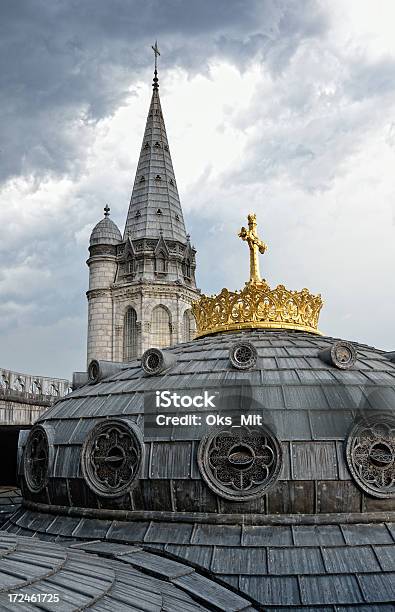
[124,54,187,244]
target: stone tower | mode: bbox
[86,56,199,365]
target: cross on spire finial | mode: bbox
[104,205,110,218]
[151,40,160,90]
[238,213,268,284]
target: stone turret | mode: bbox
[86,206,121,364]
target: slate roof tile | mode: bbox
[192,524,241,546]
[322,385,365,411]
[46,515,83,537]
[364,371,395,384]
[297,369,337,383]
[271,410,311,441]
[173,572,252,611]
[362,386,395,411]
[283,385,329,410]
[276,357,310,369]
[211,547,267,575]
[72,518,112,540]
[373,545,395,571]
[331,371,371,385]
[239,575,300,606]
[299,574,363,605]
[250,386,284,410]
[291,441,338,480]
[322,545,381,573]
[341,524,393,546]
[165,544,213,570]
[242,526,293,547]
[357,572,395,603]
[120,550,194,580]
[292,525,345,546]
[261,369,300,384]
[149,442,192,479]
[144,521,194,545]
[268,546,324,575]
[309,410,354,440]
[106,521,150,543]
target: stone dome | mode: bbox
[7,328,395,609]
[89,216,122,246]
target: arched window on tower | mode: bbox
[123,307,138,361]
[155,251,166,274]
[126,257,135,275]
[151,306,171,348]
[183,258,191,279]
[182,309,196,342]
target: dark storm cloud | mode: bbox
[0,0,328,183]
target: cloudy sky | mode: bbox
[0,0,394,380]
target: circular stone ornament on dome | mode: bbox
[141,347,177,376]
[318,341,357,369]
[88,359,100,383]
[23,425,51,493]
[198,426,282,501]
[332,341,356,368]
[81,419,143,497]
[229,341,258,370]
[346,413,395,498]
[142,348,164,375]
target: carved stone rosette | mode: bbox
[23,426,50,493]
[198,426,282,501]
[81,419,143,497]
[346,413,395,498]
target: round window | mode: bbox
[346,413,395,498]
[333,342,356,368]
[23,426,50,493]
[81,419,143,497]
[198,425,282,501]
[141,348,164,375]
[88,359,100,383]
[229,341,258,370]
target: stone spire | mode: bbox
[123,53,187,244]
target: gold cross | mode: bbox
[239,213,268,283]
[151,40,160,71]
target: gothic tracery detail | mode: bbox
[24,426,50,493]
[198,426,282,501]
[346,414,395,498]
[82,420,143,497]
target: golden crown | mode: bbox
[192,213,323,337]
